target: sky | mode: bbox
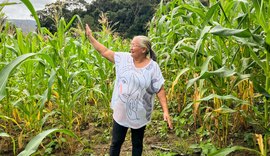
[0,0,92,20]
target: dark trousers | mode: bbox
[109,120,146,156]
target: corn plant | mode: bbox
[250,0,270,154]
[149,0,269,154]
[17,128,77,156]
[2,0,269,154]
[0,0,131,153]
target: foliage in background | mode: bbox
[37,0,160,38]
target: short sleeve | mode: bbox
[152,62,165,93]
[114,52,130,74]
[114,52,123,65]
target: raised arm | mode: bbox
[157,85,173,129]
[85,24,115,63]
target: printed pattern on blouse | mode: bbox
[111,52,164,129]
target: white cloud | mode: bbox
[0,0,92,20]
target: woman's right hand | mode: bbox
[84,23,115,63]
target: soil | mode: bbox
[76,122,186,156]
[0,118,263,156]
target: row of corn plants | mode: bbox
[0,0,130,155]
[149,0,269,155]
[1,0,269,155]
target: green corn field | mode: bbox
[0,0,270,155]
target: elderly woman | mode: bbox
[85,24,173,156]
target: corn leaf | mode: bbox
[0,53,38,101]
[252,78,270,99]
[208,146,261,156]
[213,106,237,114]
[0,2,18,7]
[210,25,252,38]
[64,15,83,32]
[18,128,77,156]
[251,0,268,31]
[0,115,21,128]
[199,94,247,103]
[202,1,220,26]
[182,4,205,18]
[20,0,41,33]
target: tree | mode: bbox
[37,0,88,33]
[84,0,160,38]
[37,0,161,38]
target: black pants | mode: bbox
[110,120,146,156]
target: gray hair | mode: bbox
[135,35,157,61]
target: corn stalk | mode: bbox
[150,0,269,153]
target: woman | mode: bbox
[85,24,173,156]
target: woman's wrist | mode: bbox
[163,109,169,115]
[86,34,92,39]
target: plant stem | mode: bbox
[264,49,270,156]
[265,55,269,127]
[225,114,228,146]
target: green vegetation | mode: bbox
[149,0,270,155]
[0,0,270,155]
[37,0,160,38]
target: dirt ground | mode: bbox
[0,118,260,156]
[78,122,186,156]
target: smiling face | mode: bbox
[130,37,146,59]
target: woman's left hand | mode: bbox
[85,24,92,38]
[163,113,173,129]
